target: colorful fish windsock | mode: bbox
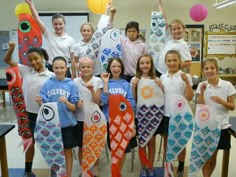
[109,94,135,177]
[17,8,42,66]
[35,102,66,177]
[189,104,220,177]
[136,79,164,168]
[98,29,122,72]
[82,103,107,176]
[165,95,193,177]
[84,15,110,75]
[5,65,33,152]
[149,11,166,68]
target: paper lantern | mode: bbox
[15,3,32,18]
[87,0,111,14]
[189,4,208,22]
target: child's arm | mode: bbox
[108,5,116,26]
[131,77,139,100]
[71,55,78,79]
[181,60,192,69]
[100,73,110,104]
[36,95,43,106]
[70,52,75,79]
[197,83,207,104]
[180,44,192,69]
[3,41,17,66]
[59,96,76,112]
[154,77,164,92]
[64,84,80,112]
[86,84,101,106]
[25,0,46,33]
[211,95,235,111]
[158,0,168,27]
[181,73,194,101]
[39,83,50,103]
[126,84,136,111]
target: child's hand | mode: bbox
[110,6,116,16]
[131,78,139,88]
[8,41,15,49]
[200,83,207,93]
[154,78,162,86]
[100,73,110,83]
[105,2,112,15]
[180,73,188,83]
[155,78,164,91]
[36,95,42,105]
[77,100,83,108]
[59,96,68,104]
[86,83,94,92]
[211,96,223,105]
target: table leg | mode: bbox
[0,136,9,177]
[1,91,6,108]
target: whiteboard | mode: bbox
[205,32,236,57]
[39,13,89,50]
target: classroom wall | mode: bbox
[0,0,235,76]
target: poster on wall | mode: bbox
[184,25,204,62]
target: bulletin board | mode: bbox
[0,31,10,69]
[205,31,236,58]
[184,24,204,62]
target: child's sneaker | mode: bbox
[23,172,36,177]
[140,169,148,177]
[148,168,155,177]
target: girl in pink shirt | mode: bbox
[121,21,148,82]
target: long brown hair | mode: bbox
[136,54,156,79]
[106,58,125,79]
[134,54,156,101]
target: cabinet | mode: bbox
[219,74,236,85]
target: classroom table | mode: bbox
[0,124,15,177]
[221,117,236,177]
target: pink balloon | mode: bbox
[190,4,208,22]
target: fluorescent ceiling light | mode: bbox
[213,0,236,9]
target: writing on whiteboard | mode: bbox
[209,23,236,32]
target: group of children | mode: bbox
[3,0,236,177]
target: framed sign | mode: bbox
[184,25,204,62]
[205,30,236,58]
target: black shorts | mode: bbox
[75,121,84,148]
[217,128,231,150]
[154,116,169,136]
[27,112,38,140]
[27,112,37,133]
[61,125,77,149]
[107,123,137,153]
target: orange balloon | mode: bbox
[87,0,111,14]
